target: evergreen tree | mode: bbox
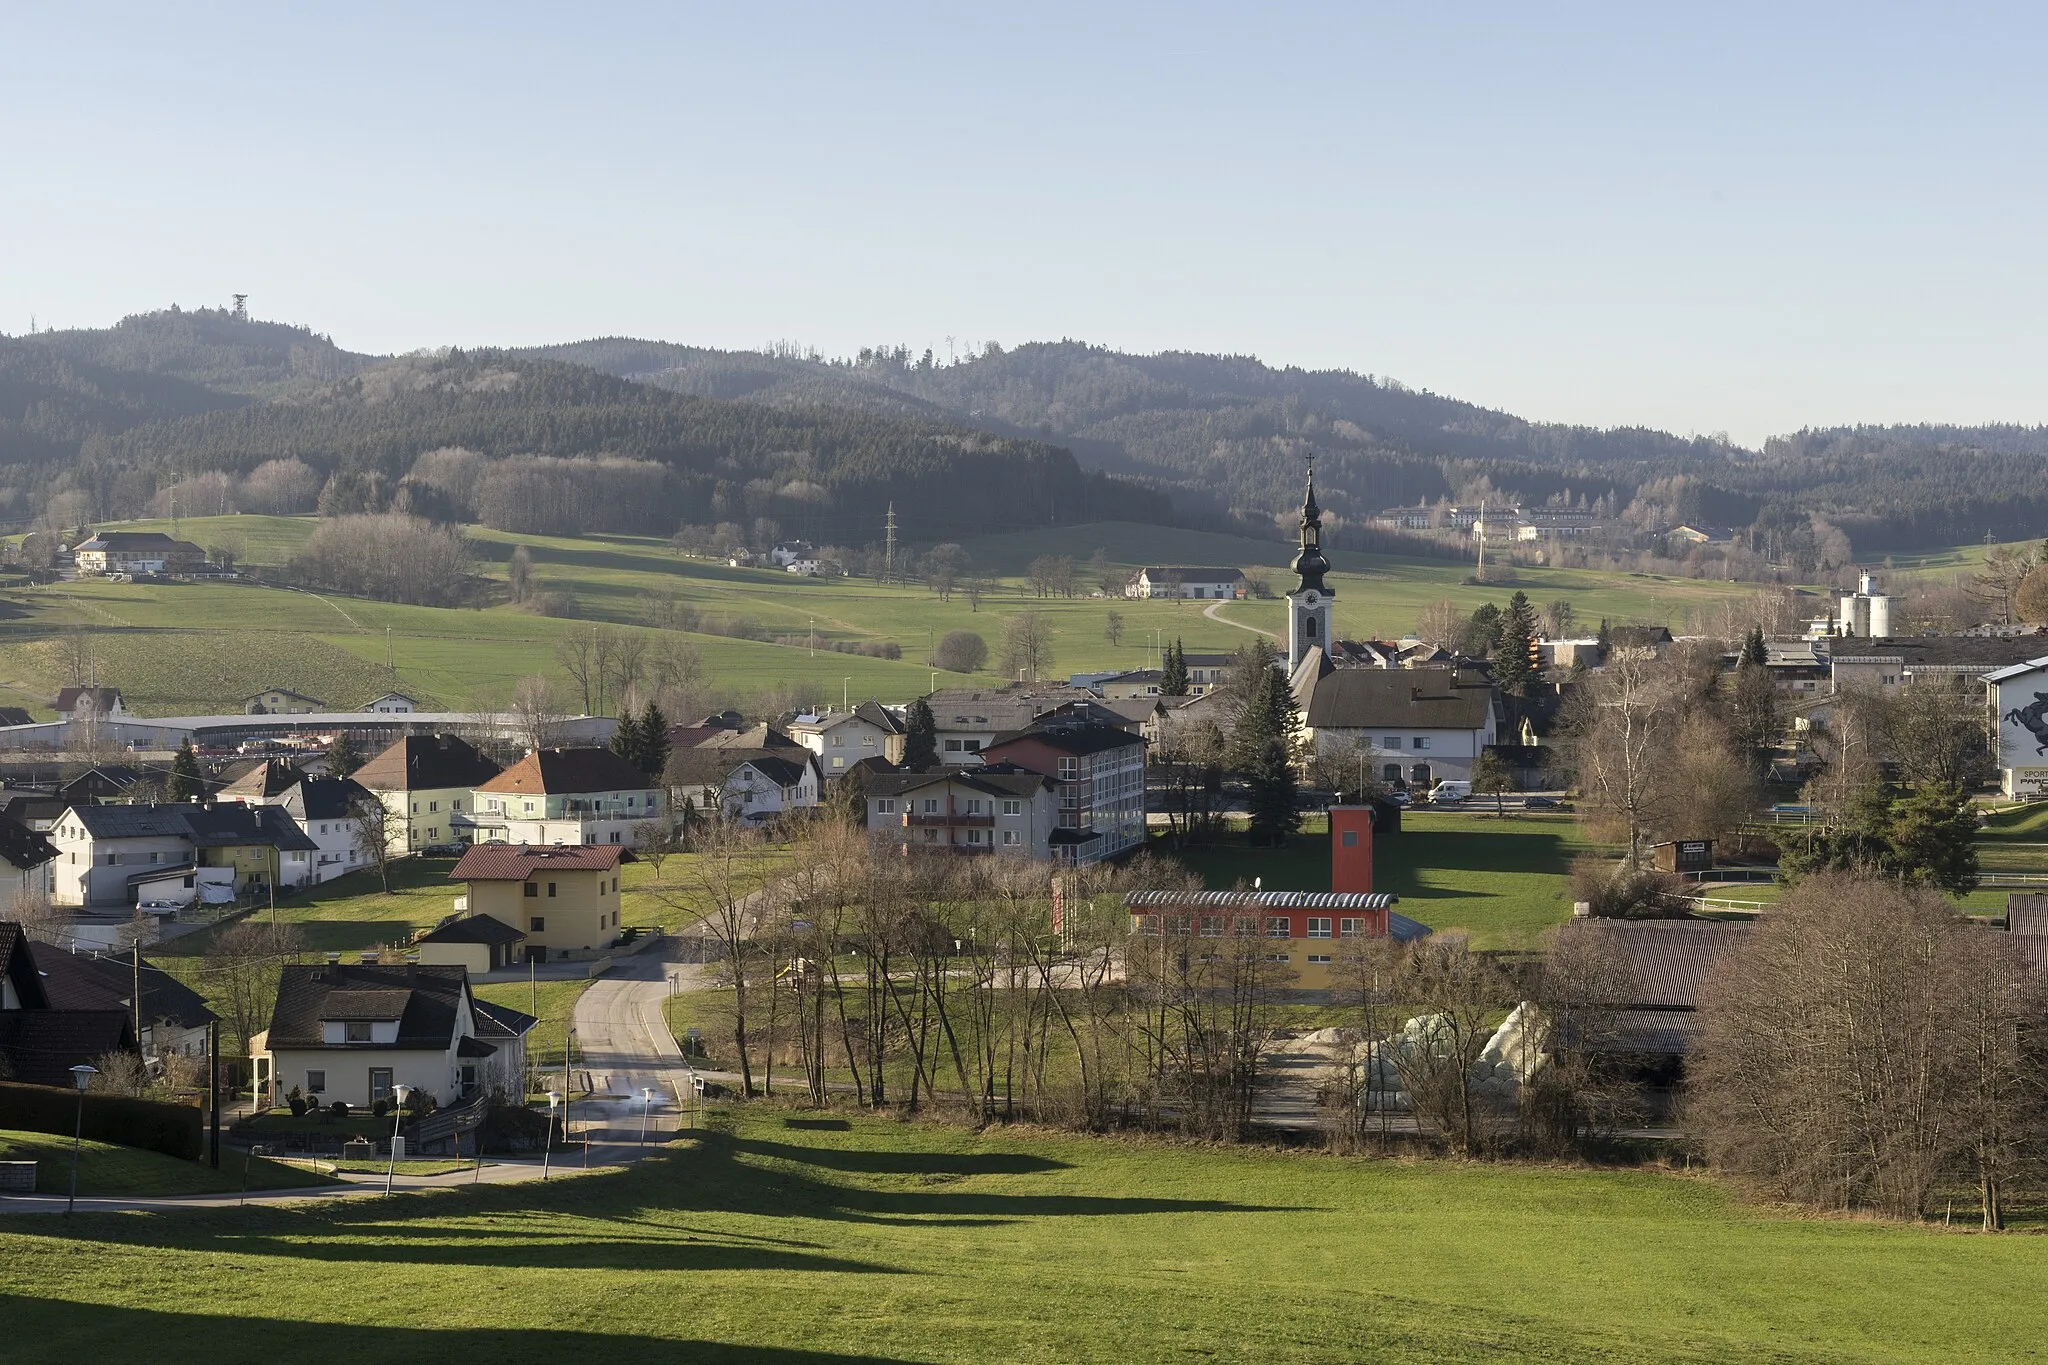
[1740,625,1769,668]
[903,696,938,770]
[1493,591,1538,696]
[1467,601,1504,657]
[609,708,645,771]
[1160,637,1190,696]
[1888,782,1980,895]
[1228,639,1300,846]
[167,741,203,802]
[638,701,670,779]
[325,730,362,776]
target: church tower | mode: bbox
[1287,464,1333,670]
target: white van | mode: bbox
[1429,780,1472,803]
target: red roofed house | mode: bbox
[448,843,625,963]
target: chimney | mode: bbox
[325,952,341,964]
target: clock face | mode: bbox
[1304,593,1319,607]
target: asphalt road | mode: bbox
[566,938,716,1144]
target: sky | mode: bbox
[2,2,2044,445]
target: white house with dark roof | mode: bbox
[666,750,821,823]
[1289,657,1500,789]
[470,747,665,846]
[1124,567,1246,600]
[788,701,905,774]
[48,801,321,908]
[865,768,1058,857]
[218,760,375,884]
[352,733,504,853]
[250,961,535,1110]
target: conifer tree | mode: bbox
[903,696,938,770]
[609,708,645,771]
[168,741,203,802]
[325,730,362,777]
[1160,637,1190,696]
[638,701,670,778]
[1493,591,1539,696]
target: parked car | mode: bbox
[1524,795,1562,810]
[1388,789,1413,807]
[420,843,465,858]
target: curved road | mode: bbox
[1203,598,1278,639]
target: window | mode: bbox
[1383,736,1402,749]
[943,739,965,752]
[547,882,557,897]
[429,801,438,813]
[1383,763,1402,783]
[966,799,982,814]
[1307,917,1333,939]
[453,799,462,812]
[530,916,546,931]
[524,883,539,897]
[1001,830,1019,845]
[1411,736,1431,750]
[1199,915,1224,937]
[368,1068,393,1104]
[833,756,844,768]
[1002,799,1022,816]
[876,799,897,814]
[149,851,160,863]
[1341,830,1359,847]
[305,1070,326,1094]
[411,802,419,814]
[966,829,983,845]
[1307,954,1333,965]
[1303,615,1319,640]
[1339,917,1365,937]
[962,739,981,753]
[1166,915,1191,936]
[1058,757,1079,780]
[1265,916,1291,938]
[1263,953,1290,963]
[1233,915,1260,937]
[922,798,940,814]
[1138,915,1159,935]
[344,1021,372,1043]
[832,734,844,747]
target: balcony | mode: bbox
[902,812,994,827]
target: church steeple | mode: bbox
[1289,463,1330,594]
[1286,460,1333,670]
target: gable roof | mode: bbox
[75,531,185,551]
[243,687,324,705]
[54,686,123,713]
[0,922,49,1008]
[353,734,504,793]
[983,720,1145,757]
[64,801,319,852]
[1296,665,1494,731]
[218,758,303,800]
[695,724,801,751]
[665,747,789,790]
[0,812,58,872]
[853,700,904,735]
[449,842,626,881]
[476,747,652,796]
[264,962,478,1050]
[36,947,217,1029]
[295,777,373,821]
[746,755,816,788]
[922,687,1100,733]
[0,1010,135,1086]
[1561,919,1751,1011]
[0,707,33,728]
[418,913,526,946]
[1136,566,1245,582]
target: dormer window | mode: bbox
[345,1021,371,1043]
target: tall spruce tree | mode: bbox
[325,730,362,776]
[1493,591,1539,696]
[903,696,938,770]
[1160,637,1190,696]
[638,701,670,778]
[1229,639,1301,846]
[167,741,203,802]
[609,708,645,771]
[1740,625,1769,668]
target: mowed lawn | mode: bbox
[1171,811,1599,950]
[0,1130,332,1197]
[3,1109,2046,1362]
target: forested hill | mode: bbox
[529,337,2048,551]
[6,326,1163,542]
[14,306,369,395]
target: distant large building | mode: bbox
[1125,567,1246,601]
[71,531,206,576]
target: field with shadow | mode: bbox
[6,1107,2048,1362]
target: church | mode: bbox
[1282,467,1501,791]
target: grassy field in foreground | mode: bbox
[4,1109,2047,1362]
[0,1129,333,1197]
[1170,811,1606,951]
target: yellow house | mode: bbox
[353,734,505,852]
[447,843,624,963]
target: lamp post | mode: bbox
[65,1064,96,1215]
[639,1087,656,1146]
[542,1090,561,1180]
[384,1084,411,1195]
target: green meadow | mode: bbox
[3,1108,2045,1362]
[0,514,1790,717]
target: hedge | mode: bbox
[0,1081,204,1161]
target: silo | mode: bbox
[1867,593,1892,638]
[1839,593,1864,636]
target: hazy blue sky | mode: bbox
[3,3,2042,444]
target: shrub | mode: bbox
[932,629,989,673]
[0,1080,202,1160]
[328,1100,350,1120]
[1570,857,1690,919]
[371,1098,389,1119]
[286,1086,308,1118]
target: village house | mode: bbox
[352,733,504,853]
[666,749,821,824]
[48,801,320,908]
[250,961,536,1110]
[979,719,1147,864]
[54,686,127,722]
[1124,566,1247,600]
[217,760,373,884]
[789,702,906,774]
[36,944,217,1058]
[448,843,625,963]
[1288,659,1501,789]
[0,923,139,1086]
[0,812,59,916]
[242,687,325,715]
[360,692,422,713]
[921,686,1100,765]
[413,913,526,975]
[70,530,206,576]
[471,748,665,846]
[865,767,1058,857]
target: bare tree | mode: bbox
[1562,647,1677,866]
[349,793,396,891]
[1415,599,1465,649]
[1002,611,1055,682]
[651,822,774,1097]
[555,626,601,714]
[207,922,308,1056]
[1385,935,1515,1156]
[511,674,567,752]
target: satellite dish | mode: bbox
[1254,876,1262,891]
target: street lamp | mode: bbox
[65,1064,96,1215]
[384,1084,412,1195]
[639,1087,656,1145]
[542,1090,561,1180]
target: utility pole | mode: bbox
[1475,499,1487,580]
[884,504,897,586]
[131,945,143,1058]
